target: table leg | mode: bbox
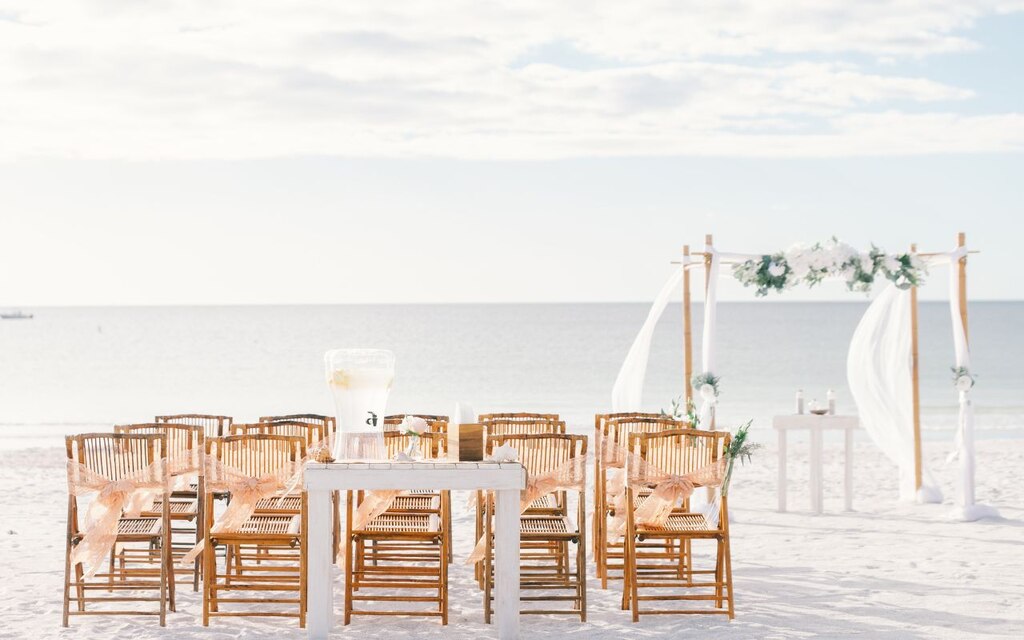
[307,488,333,640]
[494,488,520,640]
[810,428,823,514]
[777,428,787,512]
[844,427,854,511]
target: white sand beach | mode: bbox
[3,437,1020,640]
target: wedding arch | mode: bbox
[612,232,997,521]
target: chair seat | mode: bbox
[389,495,440,511]
[524,494,557,511]
[255,495,302,512]
[117,517,163,538]
[361,512,440,534]
[520,515,576,538]
[237,515,301,536]
[636,512,718,536]
[143,498,197,517]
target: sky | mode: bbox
[1,1,1022,304]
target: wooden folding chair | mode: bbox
[481,433,587,622]
[115,423,204,591]
[202,434,307,626]
[621,429,734,620]
[63,432,173,626]
[593,413,665,565]
[597,415,690,588]
[156,414,232,439]
[473,416,566,586]
[344,431,449,624]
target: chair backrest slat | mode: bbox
[487,432,586,476]
[211,433,305,477]
[629,428,729,478]
[233,421,324,448]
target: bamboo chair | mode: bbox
[597,415,690,588]
[593,413,665,563]
[202,434,307,626]
[473,417,566,586]
[63,432,173,626]
[344,431,449,624]
[259,415,339,561]
[481,433,587,622]
[115,423,205,591]
[156,414,232,439]
[621,429,734,620]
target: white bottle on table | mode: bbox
[796,389,804,414]
[827,389,836,415]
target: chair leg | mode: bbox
[629,538,640,623]
[202,539,213,626]
[724,535,735,619]
[159,541,167,626]
[344,538,353,624]
[62,535,73,626]
[714,538,724,608]
[74,562,85,612]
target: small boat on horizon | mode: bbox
[1,310,33,320]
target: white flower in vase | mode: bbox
[767,262,786,277]
[401,416,429,436]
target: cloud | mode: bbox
[0,0,1021,160]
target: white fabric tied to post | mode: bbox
[923,248,998,520]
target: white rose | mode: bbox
[768,262,785,277]
[883,255,901,274]
[955,375,974,392]
[860,256,874,273]
[700,383,717,400]
[401,416,429,435]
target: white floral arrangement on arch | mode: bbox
[951,366,976,392]
[732,238,926,296]
[690,372,720,400]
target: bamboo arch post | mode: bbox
[909,243,923,494]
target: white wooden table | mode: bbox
[772,414,859,514]
[304,461,528,640]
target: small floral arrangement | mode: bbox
[951,366,975,392]
[661,396,701,427]
[732,237,927,295]
[691,372,720,401]
[400,416,429,437]
[722,421,761,496]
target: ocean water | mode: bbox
[1,302,1021,443]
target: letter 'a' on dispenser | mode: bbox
[458,423,484,461]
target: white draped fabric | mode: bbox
[925,250,999,520]
[697,247,721,427]
[611,266,685,411]
[846,285,941,502]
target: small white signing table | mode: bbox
[772,414,859,514]
[304,461,528,640]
